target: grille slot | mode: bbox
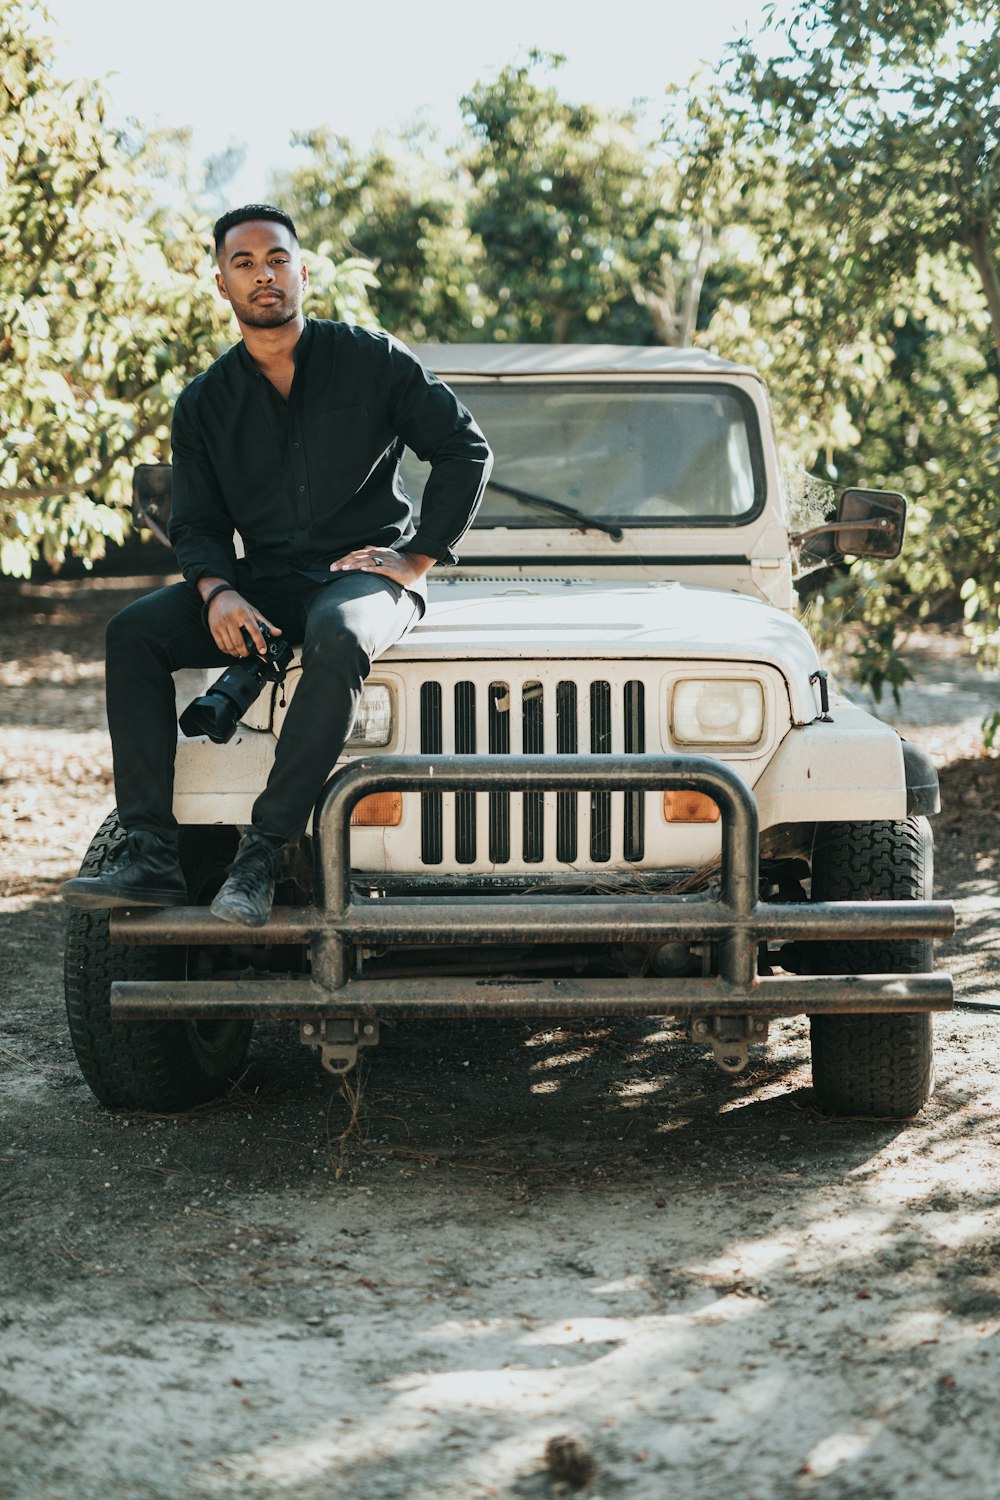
[488,682,511,863]
[522,681,544,862]
[556,681,578,862]
[624,680,645,861]
[418,672,648,869]
[419,681,442,864]
[590,680,612,862]
[454,681,477,864]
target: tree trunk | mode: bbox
[677,226,713,346]
[550,307,571,344]
[633,226,714,347]
[967,221,1000,373]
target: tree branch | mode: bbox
[0,408,165,504]
[20,166,102,305]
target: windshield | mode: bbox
[403,380,765,529]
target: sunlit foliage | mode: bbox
[0,0,375,576]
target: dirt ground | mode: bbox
[2,576,999,1500]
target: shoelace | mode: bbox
[225,850,273,895]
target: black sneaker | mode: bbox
[210,835,281,928]
[62,830,187,910]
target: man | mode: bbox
[62,203,492,926]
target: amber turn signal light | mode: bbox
[663,790,720,823]
[350,792,403,827]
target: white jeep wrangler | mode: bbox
[65,345,954,1117]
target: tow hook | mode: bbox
[299,1017,380,1075]
[690,1015,768,1074]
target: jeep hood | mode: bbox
[389,578,823,723]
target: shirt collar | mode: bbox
[236,317,314,377]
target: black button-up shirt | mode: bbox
[168,320,492,596]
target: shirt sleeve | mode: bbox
[167,389,240,585]
[381,335,493,563]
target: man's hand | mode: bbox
[330,547,434,587]
[203,588,282,657]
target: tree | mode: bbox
[668,65,901,464]
[274,128,489,344]
[730,1,1000,660]
[735,1,1000,364]
[460,55,681,343]
[0,1,376,578]
[669,3,1000,669]
[279,58,730,349]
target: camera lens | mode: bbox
[179,625,293,743]
[179,694,239,743]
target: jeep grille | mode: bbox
[418,674,646,867]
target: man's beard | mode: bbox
[238,294,299,330]
[238,289,301,328]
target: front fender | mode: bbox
[753,698,908,830]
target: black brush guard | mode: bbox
[109,754,954,1021]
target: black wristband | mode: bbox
[200,583,236,630]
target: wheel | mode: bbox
[64,813,253,1111]
[804,818,934,1119]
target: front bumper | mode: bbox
[110,754,955,1022]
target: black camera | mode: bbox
[179,625,295,744]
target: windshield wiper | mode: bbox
[486,477,623,542]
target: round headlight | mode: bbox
[671,679,765,747]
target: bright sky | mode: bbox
[41,0,778,203]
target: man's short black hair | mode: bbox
[213,204,298,257]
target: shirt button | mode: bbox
[299,484,306,492]
[293,441,300,448]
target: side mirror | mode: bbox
[792,487,906,573]
[835,488,906,559]
[133,463,173,547]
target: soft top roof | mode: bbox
[414,343,757,379]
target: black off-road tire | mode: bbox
[64,813,252,1111]
[804,818,934,1119]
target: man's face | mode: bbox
[215,220,307,330]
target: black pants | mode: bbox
[105,567,418,845]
